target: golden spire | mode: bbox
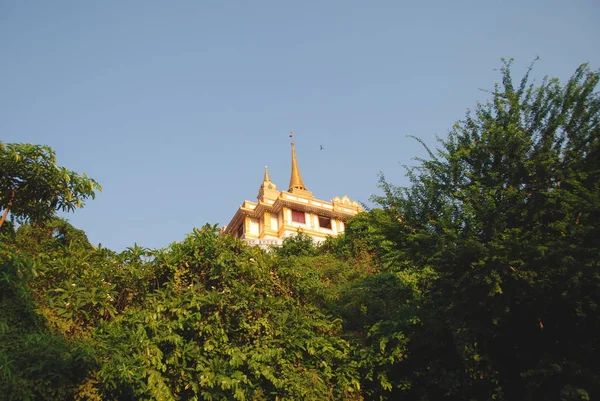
[257,165,277,202]
[260,165,276,190]
[288,132,307,192]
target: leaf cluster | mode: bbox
[0,142,101,226]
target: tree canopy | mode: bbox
[0,142,101,228]
[371,59,600,400]
[0,60,598,400]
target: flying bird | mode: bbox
[320,145,324,150]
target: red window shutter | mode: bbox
[291,210,305,224]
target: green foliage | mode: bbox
[272,230,319,258]
[2,222,366,400]
[88,225,362,400]
[2,60,598,401]
[276,253,371,310]
[0,250,92,400]
[335,273,417,399]
[371,60,600,400]
[325,210,410,273]
[0,141,101,227]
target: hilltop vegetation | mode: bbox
[1,60,599,400]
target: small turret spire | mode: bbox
[257,165,277,202]
[288,132,307,192]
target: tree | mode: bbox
[272,230,319,258]
[88,225,362,400]
[0,252,92,401]
[0,142,101,228]
[372,60,600,400]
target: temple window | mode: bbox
[291,210,306,224]
[237,225,244,238]
[318,216,332,229]
[271,215,278,230]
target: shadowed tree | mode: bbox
[371,59,600,400]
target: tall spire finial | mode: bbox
[263,166,271,183]
[288,133,307,192]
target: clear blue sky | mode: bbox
[2,1,599,251]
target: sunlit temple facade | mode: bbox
[222,137,362,248]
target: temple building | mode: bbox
[222,137,362,248]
